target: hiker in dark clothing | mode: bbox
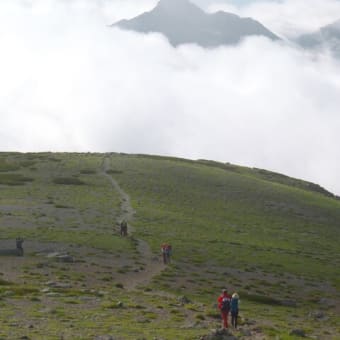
[16,237,24,250]
[217,289,231,328]
[231,292,239,329]
[120,220,128,237]
[165,244,172,264]
[16,237,24,256]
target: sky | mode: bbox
[1,0,340,195]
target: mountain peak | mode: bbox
[113,0,279,47]
[154,0,205,16]
[157,0,194,8]
[297,19,340,58]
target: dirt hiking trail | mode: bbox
[101,158,165,290]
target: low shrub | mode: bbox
[80,169,96,174]
[0,174,34,185]
[0,159,20,172]
[0,279,13,286]
[106,169,123,174]
[240,291,282,305]
[53,177,85,185]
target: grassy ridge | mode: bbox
[107,154,340,334]
[0,152,339,339]
[109,154,339,282]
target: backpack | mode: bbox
[230,297,239,312]
[221,297,230,311]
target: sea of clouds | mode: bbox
[1,0,340,194]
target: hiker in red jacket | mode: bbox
[217,289,232,328]
[161,243,168,264]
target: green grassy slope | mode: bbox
[0,152,339,339]
[110,154,339,283]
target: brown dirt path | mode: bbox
[101,157,165,290]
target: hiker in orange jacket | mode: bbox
[217,289,232,328]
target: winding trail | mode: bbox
[101,158,165,290]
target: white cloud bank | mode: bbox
[206,0,340,37]
[0,0,340,195]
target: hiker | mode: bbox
[165,244,172,264]
[231,292,239,329]
[161,243,168,264]
[16,237,24,250]
[16,237,24,256]
[218,289,231,329]
[120,220,128,237]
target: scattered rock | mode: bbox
[289,329,306,337]
[199,328,237,340]
[318,298,335,307]
[178,295,191,305]
[240,329,252,336]
[57,254,74,263]
[309,311,327,320]
[96,291,106,297]
[46,252,62,258]
[45,281,72,289]
[280,299,297,307]
[243,319,256,326]
[135,316,151,324]
[46,292,61,297]
[3,291,14,297]
[252,326,263,333]
[47,252,74,263]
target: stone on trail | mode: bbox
[239,329,252,337]
[318,298,335,308]
[46,292,61,297]
[178,295,191,305]
[46,252,74,263]
[280,299,297,307]
[243,318,256,326]
[200,328,238,340]
[45,281,72,289]
[309,310,327,320]
[289,329,306,337]
[57,254,74,263]
[93,336,115,340]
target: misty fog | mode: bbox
[0,0,340,195]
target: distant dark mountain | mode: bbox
[297,19,340,57]
[112,0,280,47]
